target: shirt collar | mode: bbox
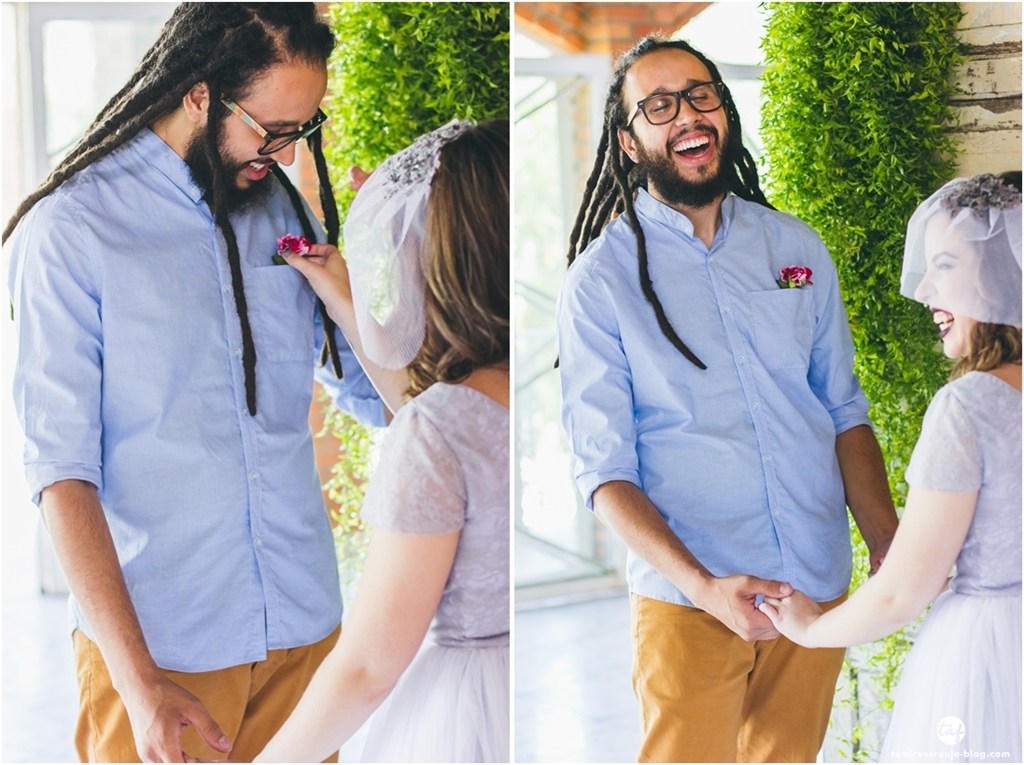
[633,187,735,244]
[130,128,206,205]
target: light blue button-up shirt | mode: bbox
[8,128,384,672]
[557,189,871,606]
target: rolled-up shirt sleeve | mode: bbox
[805,236,872,436]
[556,257,640,509]
[9,196,104,505]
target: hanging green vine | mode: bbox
[760,3,966,759]
[319,2,509,590]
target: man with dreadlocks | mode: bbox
[556,37,900,762]
[5,4,385,762]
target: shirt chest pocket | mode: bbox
[250,266,316,363]
[747,288,814,370]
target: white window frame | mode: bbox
[13,2,177,193]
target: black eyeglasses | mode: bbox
[626,81,725,127]
[222,98,328,156]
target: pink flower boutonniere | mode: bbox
[272,234,312,265]
[777,266,813,289]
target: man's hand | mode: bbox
[690,575,794,642]
[758,590,824,648]
[122,674,231,763]
[868,536,894,574]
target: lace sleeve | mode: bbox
[361,403,466,534]
[905,385,982,493]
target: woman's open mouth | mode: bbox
[931,307,954,339]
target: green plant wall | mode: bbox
[325,1,510,210]
[760,3,966,759]
[318,2,509,594]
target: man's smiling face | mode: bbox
[186,60,327,211]
[617,48,731,210]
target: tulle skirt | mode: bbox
[879,590,1021,763]
[361,639,509,762]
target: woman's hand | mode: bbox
[285,238,410,415]
[758,590,824,647]
[282,243,353,323]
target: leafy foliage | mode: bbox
[316,386,380,599]
[761,3,966,758]
[318,3,509,584]
[324,1,510,210]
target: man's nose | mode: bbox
[673,97,702,126]
[267,141,298,167]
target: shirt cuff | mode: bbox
[26,462,103,507]
[831,409,873,437]
[316,369,388,428]
[340,395,388,429]
[577,467,642,511]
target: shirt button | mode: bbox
[222,284,231,294]
[249,471,260,480]
[752,402,760,410]
[737,356,746,364]
[708,256,715,263]
[722,306,730,314]
[763,454,772,463]
[772,510,780,518]
[233,347,243,358]
[254,537,263,548]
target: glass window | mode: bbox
[16,3,176,188]
[42,19,166,168]
[514,37,623,596]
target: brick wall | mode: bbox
[953,3,1022,175]
[515,2,710,55]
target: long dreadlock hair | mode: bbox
[3,3,345,415]
[567,36,773,371]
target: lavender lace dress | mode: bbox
[359,383,509,763]
[880,372,1021,763]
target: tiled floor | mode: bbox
[3,592,79,763]
[515,593,640,763]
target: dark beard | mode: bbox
[634,128,730,210]
[183,131,273,214]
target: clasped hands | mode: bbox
[707,537,892,647]
[692,574,823,647]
